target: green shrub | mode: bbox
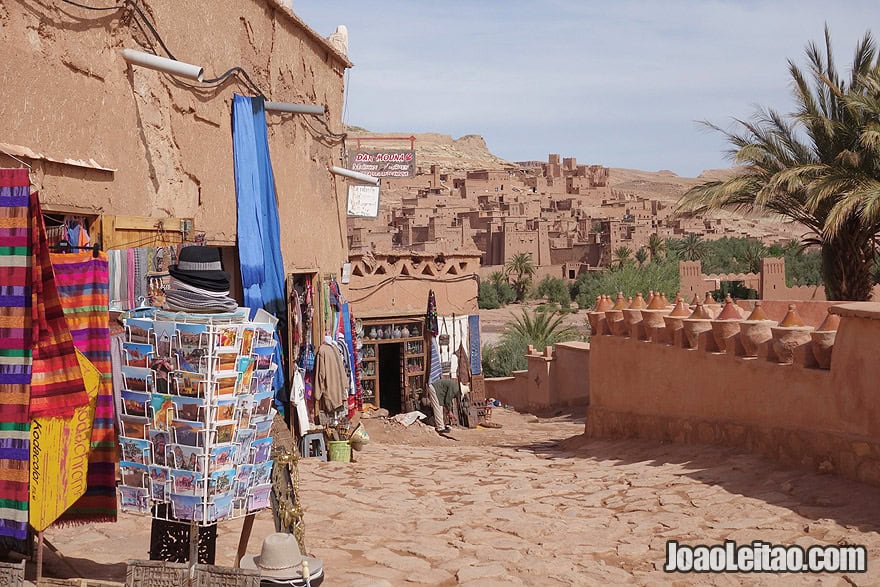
[536,276,571,308]
[478,282,500,309]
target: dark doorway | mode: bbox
[378,344,402,414]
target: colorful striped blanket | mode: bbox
[50,251,117,525]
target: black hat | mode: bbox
[169,246,230,290]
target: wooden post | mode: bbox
[36,531,43,582]
[235,513,257,568]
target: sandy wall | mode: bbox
[1,0,349,273]
[586,303,880,486]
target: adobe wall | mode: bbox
[1,1,349,273]
[586,303,880,486]
[485,342,590,414]
[343,252,479,318]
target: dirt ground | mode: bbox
[478,302,589,346]
[41,408,880,586]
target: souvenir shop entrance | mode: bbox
[360,317,427,414]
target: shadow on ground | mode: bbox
[503,433,880,536]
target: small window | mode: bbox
[568,270,576,279]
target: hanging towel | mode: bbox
[468,315,482,376]
[0,169,35,544]
[232,94,287,397]
[50,251,118,524]
[429,337,442,385]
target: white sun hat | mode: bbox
[240,533,324,584]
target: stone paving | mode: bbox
[43,409,880,586]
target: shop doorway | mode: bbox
[378,343,402,414]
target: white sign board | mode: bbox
[347,185,380,218]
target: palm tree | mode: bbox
[647,233,667,261]
[611,246,632,269]
[742,240,768,274]
[675,233,708,261]
[635,247,649,267]
[488,271,508,289]
[502,309,577,352]
[677,28,880,300]
[504,253,536,302]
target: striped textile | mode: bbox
[429,337,442,384]
[29,193,88,419]
[0,169,33,543]
[50,250,118,524]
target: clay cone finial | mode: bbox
[688,302,711,319]
[612,292,627,310]
[661,293,670,306]
[593,296,602,311]
[646,290,655,306]
[627,296,633,305]
[669,298,690,317]
[779,304,805,327]
[674,293,682,304]
[816,311,840,332]
[703,292,716,305]
[632,292,647,309]
[647,291,666,310]
[716,295,741,320]
[746,301,768,321]
[599,295,614,312]
[690,293,699,306]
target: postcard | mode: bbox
[170,493,203,521]
[253,417,273,440]
[234,464,253,499]
[234,427,255,450]
[151,394,175,430]
[209,493,234,522]
[247,484,272,512]
[153,321,176,358]
[123,342,153,368]
[213,398,236,423]
[169,444,204,473]
[121,390,150,418]
[250,437,272,464]
[215,422,235,445]
[171,469,203,495]
[120,415,149,439]
[173,371,205,398]
[174,347,209,375]
[149,466,170,501]
[171,396,205,422]
[125,318,153,344]
[252,367,276,395]
[252,346,274,370]
[239,328,255,357]
[121,366,154,393]
[150,357,176,395]
[119,486,150,514]
[209,444,237,471]
[235,407,252,431]
[171,419,205,447]
[215,373,238,397]
[149,429,171,466]
[252,460,273,487]
[120,436,152,465]
[213,326,240,352]
[175,323,209,348]
[236,356,255,391]
[215,351,238,373]
[208,469,235,497]
[252,324,276,348]
[120,461,149,488]
[253,390,274,417]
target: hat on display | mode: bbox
[240,533,324,584]
[169,246,230,290]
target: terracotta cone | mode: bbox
[779,304,805,327]
[746,302,768,321]
[716,295,740,320]
[645,291,655,306]
[612,292,627,311]
[687,302,712,320]
[816,311,840,332]
[593,296,602,311]
[660,293,670,306]
[690,293,699,306]
[669,299,690,317]
[703,292,715,305]
[647,292,666,310]
[632,293,647,309]
[598,295,614,312]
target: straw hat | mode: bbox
[240,533,323,583]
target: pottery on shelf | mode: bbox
[770,307,811,364]
[392,326,402,339]
[402,326,410,338]
[611,292,627,311]
[810,311,841,369]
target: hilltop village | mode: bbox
[347,136,803,280]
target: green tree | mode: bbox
[574,258,681,308]
[677,28,880,300]
[611,246,633,269]
[488,271,508,289]
[674,233,708,261]
[478,282,500,309]
[742,240,768,274]
[635,247,649,267]
[504,253,536,302]
[502,309,577,352]
[536,276,572,308]
[647,233,667,261]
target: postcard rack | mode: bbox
[118,310,277,526]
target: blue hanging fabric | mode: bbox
[232,94,288,403]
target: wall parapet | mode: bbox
[587,301,880,486]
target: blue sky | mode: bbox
[295,1,876,176]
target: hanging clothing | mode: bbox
[291,368,310,435]
[429,337,442,385]
[468,315,483,376]
[313,342,347,412]
[50,250,118,524]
